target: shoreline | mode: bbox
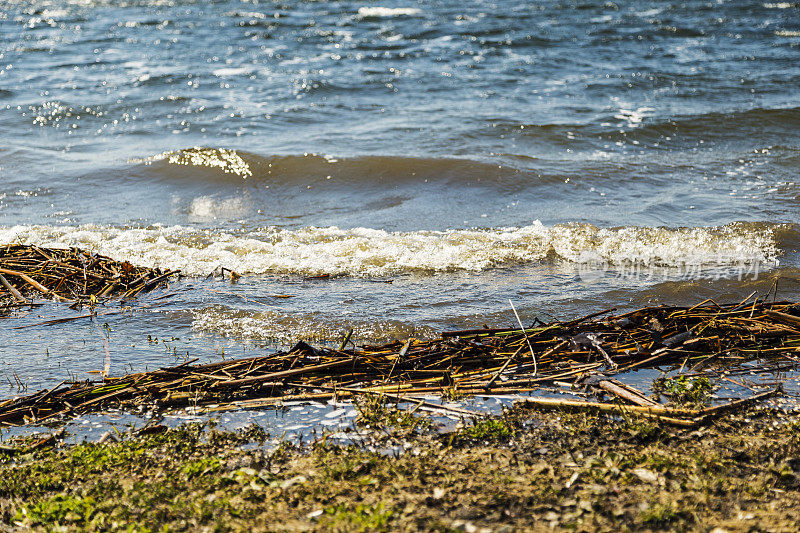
[2,246,800,529]
[5,290,799,426]
[2,402,799,531]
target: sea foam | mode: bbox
[0,221,781,278]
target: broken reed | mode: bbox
[1,298,798,427]
[0,244,178,305]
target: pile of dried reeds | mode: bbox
[0,244,178,306]
[1,297,797,427]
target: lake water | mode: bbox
[1,0,800,400]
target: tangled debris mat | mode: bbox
[0,244,178,306]
[2,297,798,428]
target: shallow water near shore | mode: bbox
[2,0,800,412]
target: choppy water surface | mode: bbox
[2,0,800,406]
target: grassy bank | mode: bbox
[1,403,799,532]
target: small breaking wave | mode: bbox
[131,147,253,178]
[129,149,532,186]
[192,305,436,345]
[0,221,784,278]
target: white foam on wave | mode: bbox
[0,221,781,277]
[357,7,422,18]
[130,147,252,178]
[188,196,251,221]
[192,306,436,345]
[212,66,253,77]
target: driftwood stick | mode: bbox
[764,310,800,329]
[211,358,357,388]
[509,299,538,376]
[517,397,702,427]
[699,388,780,418]
[596,379,660,407]
[515,396,698,418]
[486,345,525,388]
[0,267,67,301]
[0,273,27,302]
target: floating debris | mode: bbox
[0,244,179,306]
[2,297,799,427]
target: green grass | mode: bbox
[457,417,514,442]
[182,457,221,478]
[17,494,97,527]
[321,502,396,531]
[1,407,800,531]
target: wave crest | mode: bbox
[0,221,782,277]
[132,147,253,178]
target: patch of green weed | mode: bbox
[653,375,713,407]
[182,457,221,478]
[458,417,514,442]
[17,494,96,526]
[355,395,430,432]
[321,502,395,532]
